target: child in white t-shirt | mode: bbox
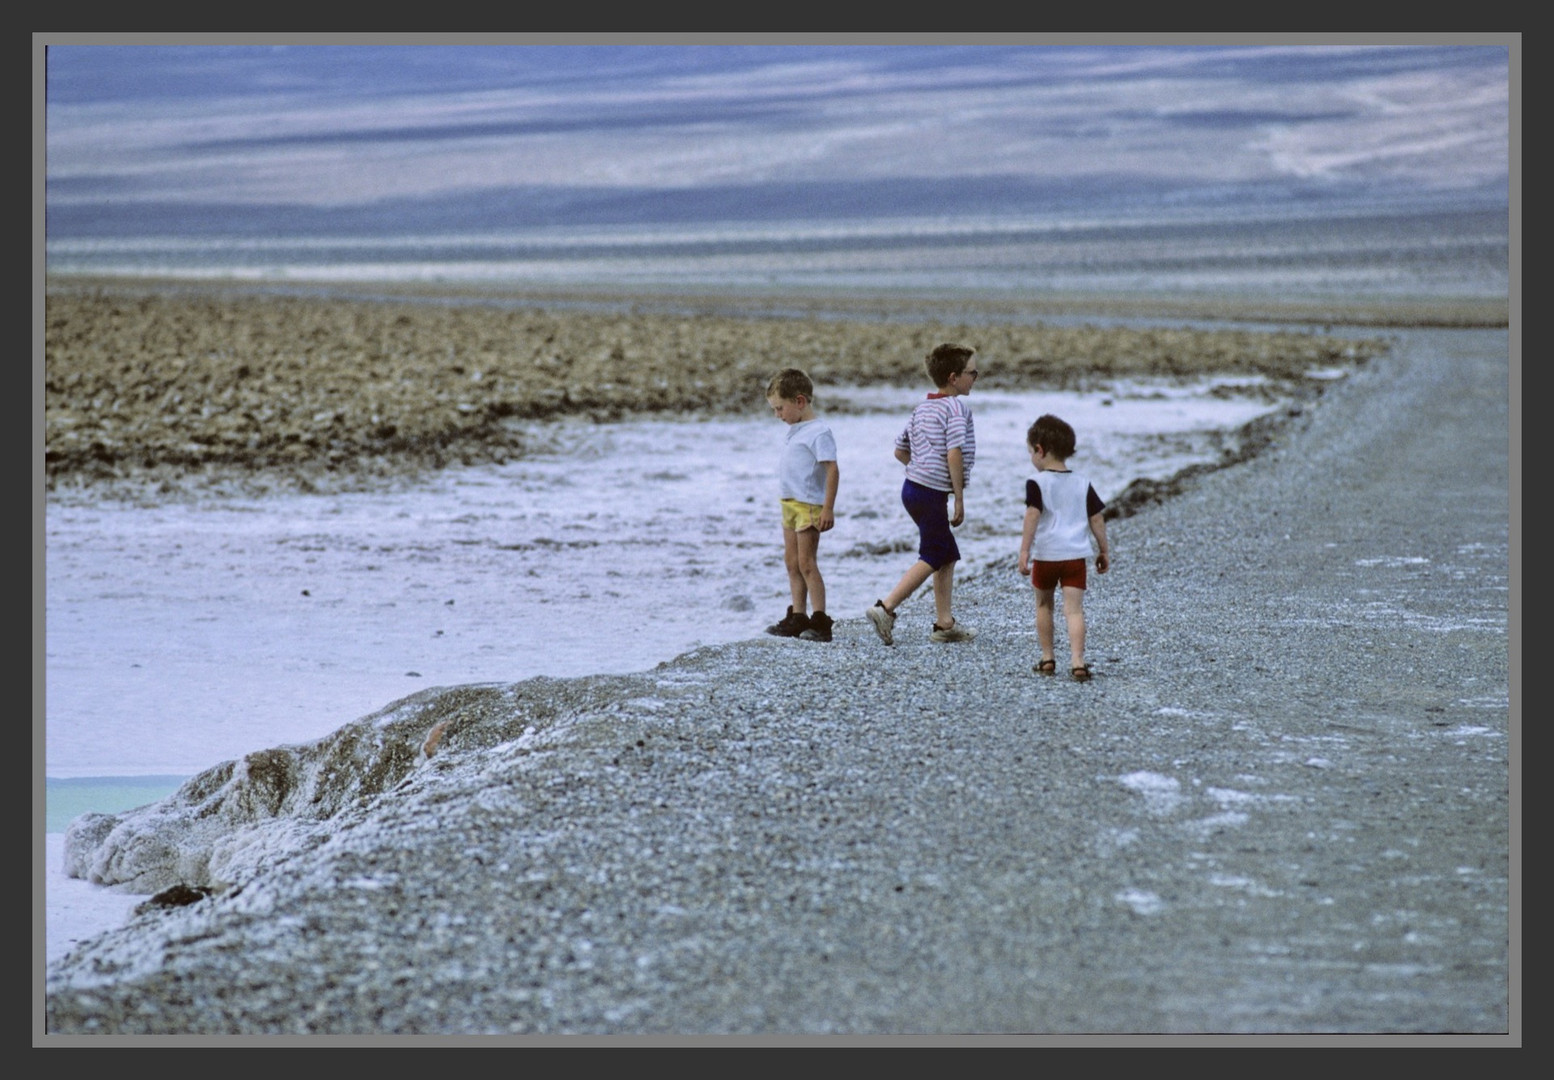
[764,368,840,642]
[1017,414,1111,681]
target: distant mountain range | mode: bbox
[45,174,1507,240]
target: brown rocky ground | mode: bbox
[43,279,1409,499]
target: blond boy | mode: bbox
[765,369,840,642]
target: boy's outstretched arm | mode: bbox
[819,460,839,532]
[1018,506,1040,576]
[1090,512,1111,573]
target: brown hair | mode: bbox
[1027,414,1077,460]
[766,368,814,402]
[925,343,975,388]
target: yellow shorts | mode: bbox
[781,498,826,532]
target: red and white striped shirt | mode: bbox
[896,393,976,492]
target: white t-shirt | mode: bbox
[1026,469,1104,560]
[779,419,837,505]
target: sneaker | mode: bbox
[929,619,976,643]
[799,611,833,642]
[765,606,810,638]
[865,601,896,645]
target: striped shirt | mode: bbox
[896,394,976,493]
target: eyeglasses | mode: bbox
[961,369,980,379]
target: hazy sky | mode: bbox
[42,40,1513,221]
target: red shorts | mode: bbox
[1031,558,1087,591]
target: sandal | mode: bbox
[1070,665,1093,682]
[1033,659,1057,676]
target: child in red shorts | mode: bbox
[1017,414,1111,681]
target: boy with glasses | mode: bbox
[866,343,979,645]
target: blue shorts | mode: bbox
[902,478,960,570]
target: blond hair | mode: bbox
[766,368,814,401]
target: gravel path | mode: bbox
[42,326,1513,1037]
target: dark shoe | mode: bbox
[1071,664,1094,682]
[799,611,833,642]
[1034,658,1057,676]
[765,606,810,638]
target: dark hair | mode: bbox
[925,343,975,388]
[1027,414,1076,460]
[766,368,814,401]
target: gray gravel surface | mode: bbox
[42,327,1514,1038]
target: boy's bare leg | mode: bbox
[795,526,824,613]
[782,527,808,613]
[882,559,934,613]
[931,562,956,628]
[1035,586,1058,662]
[1063,587,1087,669]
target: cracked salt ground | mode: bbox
[1118,771,1187,816]
[1116,888,1166,916]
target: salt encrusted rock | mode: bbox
[60,812,120,881]
[59,681,544,896]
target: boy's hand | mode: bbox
[1095,551,1110,574]
[818,509,835,532]
[1018,555,1030,576]
[951,496,965,527]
